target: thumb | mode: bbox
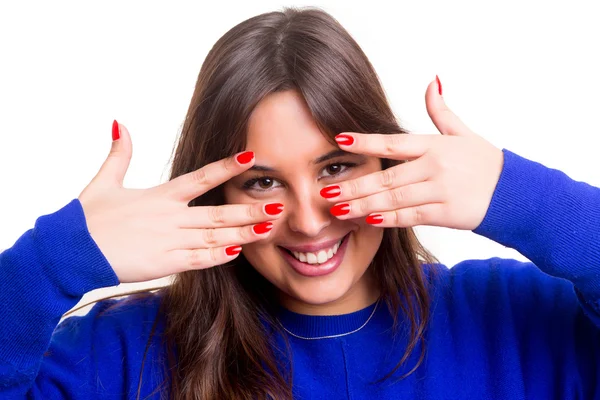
[425,76,475,137]
[94,120,133,187]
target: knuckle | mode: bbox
[191,168,209,186]
[223,157,234,173]
[384,135,402,155]
[209,247,219,264]
[240,226,254,242]
[388,188,404,207]
[430,154,449,173]
[413,206,426,225]
[379,168,396,188]
[393,210,403,226]
[187,249,202,268]
[208,206,225,225]
[358,197,370,214]
[348,179,360,197]
[201,228,218,246]
[248,204,259,220]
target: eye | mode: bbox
[320,162,355,178]
[242,176,283,191]
[257,177,275,189]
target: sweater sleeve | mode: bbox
[473,149,600,325]
[0,199,120,398]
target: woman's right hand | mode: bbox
[78,121,281,284]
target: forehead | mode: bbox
[246,90,335,163]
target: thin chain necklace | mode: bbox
[276,298,381,340]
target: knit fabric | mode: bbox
[1,149,599,399]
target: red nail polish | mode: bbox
[264,203,284,215]
[112,119,120,141]
[335,134,354,146]
[236,151,254,164]
[330,203,350,216]
[320,185,341,199]
[436,75,442,96]
[366,214,384,224]
[225,245,242,256]
[253,221,273,234]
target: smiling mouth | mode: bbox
[279,234,350,265]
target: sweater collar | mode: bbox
[275,298,383,339]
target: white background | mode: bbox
[1,1,599,313]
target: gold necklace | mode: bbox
[276,298,381,340]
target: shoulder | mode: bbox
[425,256,571,289]
[42,291,167,398]
[55,290,164,338]
[423,257,579,312]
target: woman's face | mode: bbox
[224,90,384,314]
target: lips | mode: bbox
[278,234,351,277]
[288,239,342,264]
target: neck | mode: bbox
[278,268,380,315]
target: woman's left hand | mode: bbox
[322,77,504,231]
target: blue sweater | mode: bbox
[1,149,600,399]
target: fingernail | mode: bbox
[253,221,273,234]
[264,203,284,215]
[225,245,242,256]
[112,119,120,141]
[236,151,255,164]
[320,185,341,199]
[330,203,350,217]
[436,75,443,96]
[366,214,384,224]
[335,134,354,146]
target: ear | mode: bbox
[425,76,476,137]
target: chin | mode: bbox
[245,228,382,312]
[283,272,356,306]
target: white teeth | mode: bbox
[289,239,343,265]
[317,250,328,264]
[306,252,318,264]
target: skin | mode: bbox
[224,90,384,315]
[81,77,502,317]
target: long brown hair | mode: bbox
[71,7,440,399]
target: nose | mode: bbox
[286,184,332,237]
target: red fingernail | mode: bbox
[335,134,354,146]
[366,214,384,224]
[236,151,254,164]
[330,203,350,216]
[112,119,120,141]
[436,75,442,96]
[225,245,242,256]
[253,221,273,234]
[264,203,284,215]
[320,185,341,199]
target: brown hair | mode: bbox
[70,7,439,399]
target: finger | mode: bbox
[175,221,273,249]
[320,158,431,202]
[329,181,441,220]
[364,203,446,228]
[165,151,255,201]
[167,245,243,271]
[177,202,284,228]
[93,120,133,187]
[425,76,476,137]
[334,132,438,160]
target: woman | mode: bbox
[1,7,599,400]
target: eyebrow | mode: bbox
[249,150,357,172]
